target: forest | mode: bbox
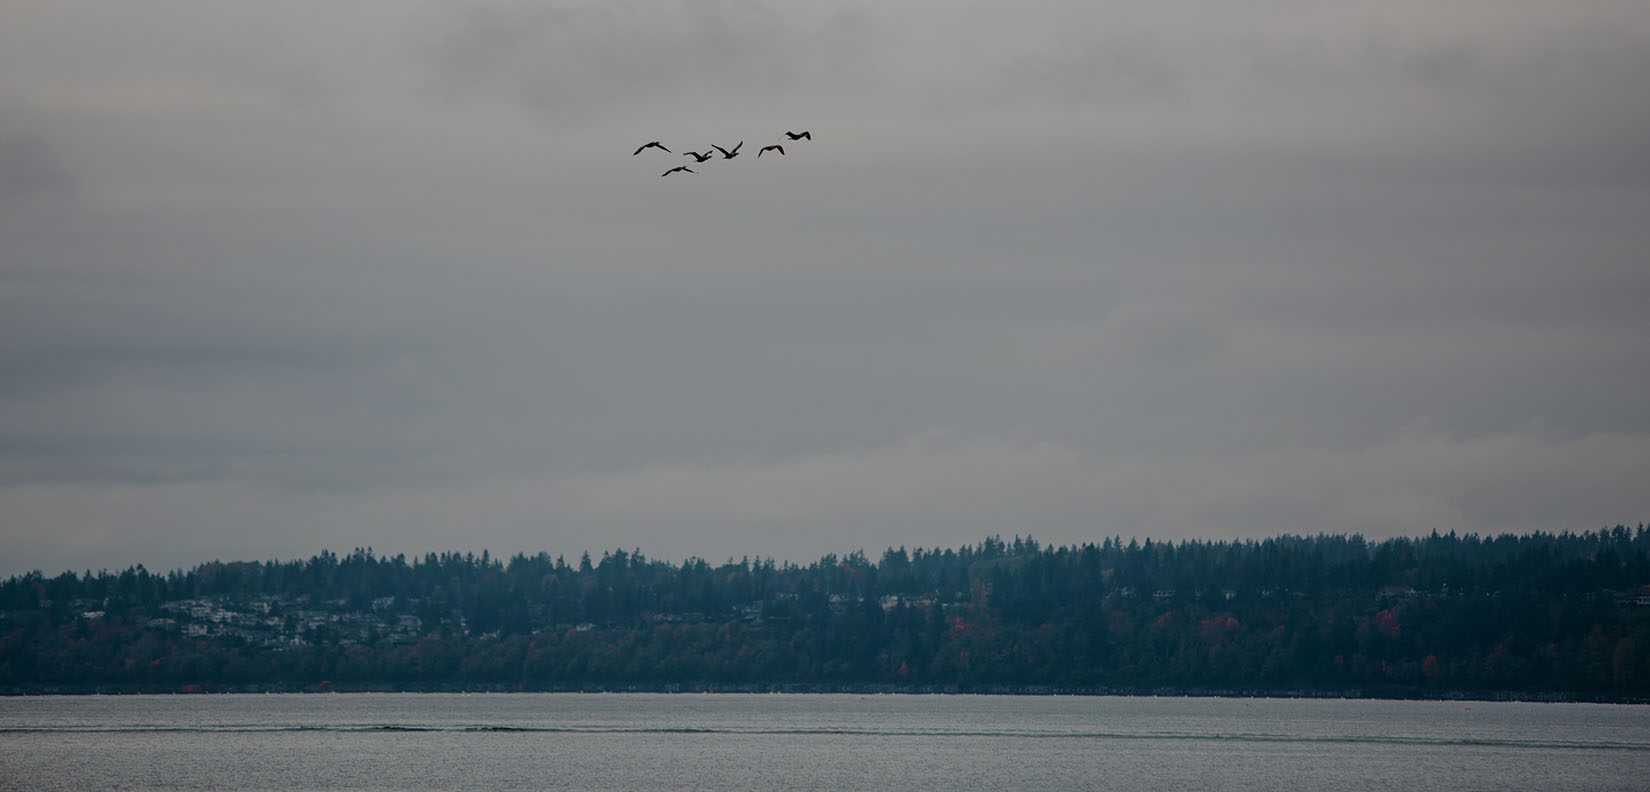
[3,528,1649,699]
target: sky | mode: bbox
[3,0,1649,576]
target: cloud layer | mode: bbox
[3,0,1648,574]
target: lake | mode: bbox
[2,693,1647,790]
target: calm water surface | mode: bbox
[2,693,1647,791]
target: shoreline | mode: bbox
[5,682,1644,704]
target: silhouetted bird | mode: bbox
[712,142,743,159]
[633,141,671,155]
[661,165,696,177]
[758,145,784,157]
[683,151,714,163]
[784,131,811,140]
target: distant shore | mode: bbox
[5,683,1644,704]
[8,532,1648,703]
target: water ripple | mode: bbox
[4,723,1647,751]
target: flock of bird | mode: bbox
[634,130,812,177]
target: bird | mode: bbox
[683,151,714,163]
[758,145,784,157]
[784,131,811,141]
[712,141,743,159]
[633,141,671,155]
[661,165,696,177]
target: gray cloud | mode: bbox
[0,133,76,206]
[1,0,1647,576]
[6,425,1643,575]
[425,1,880,128]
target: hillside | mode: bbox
[4,529,1648,699]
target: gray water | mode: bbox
[2,694,1647,791]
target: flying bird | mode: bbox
[784,131,811,140]
[712,142,743,159]
[633,141,671,155]
[758,145,784,157]
[661,165,696,177]
[683,151,714,163]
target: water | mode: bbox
[2,694,1647,791]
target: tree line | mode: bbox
[3,527,1648,698]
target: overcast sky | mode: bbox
[3,0,1648,576]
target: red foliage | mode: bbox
[1197,612,1240,638]
[1373,607,1401,637]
